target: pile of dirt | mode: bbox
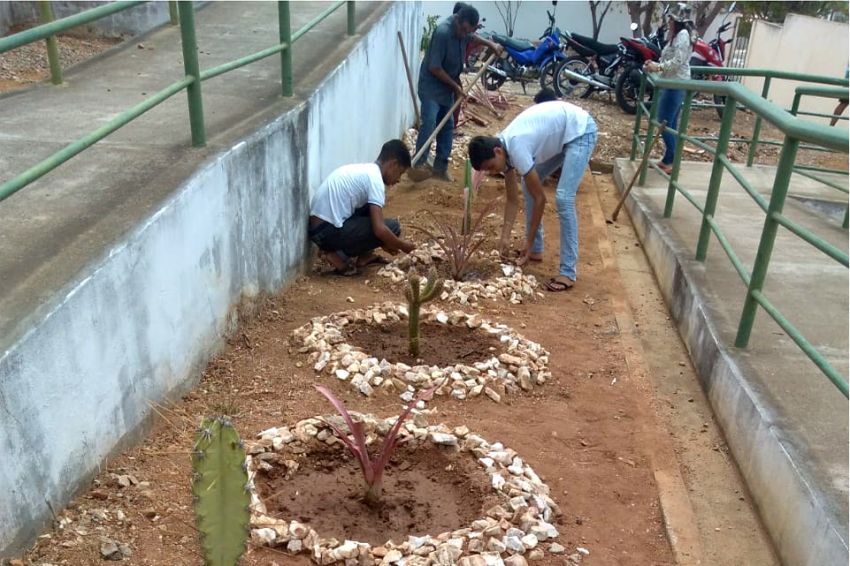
[344,320,503,367]
[255,443,493,546]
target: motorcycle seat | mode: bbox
[570,33,619,55]
[491,33,535,52]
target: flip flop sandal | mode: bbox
[360,255,391,268]
[545,277,574,292]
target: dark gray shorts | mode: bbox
[308,205,400,258]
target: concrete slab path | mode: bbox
[0,1,381,353]
[614,158,848,565]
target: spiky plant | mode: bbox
[413,198,497,281]
[405,267,444,358]
[192,417,250,566]
[315,383,439,507]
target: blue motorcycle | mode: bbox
[482,25,567,93]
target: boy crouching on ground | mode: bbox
[308,139,417,275]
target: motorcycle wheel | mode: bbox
[713,93,726,120]
[539,59,559,91]
[615,66,644,115]
[553,56,593,99]
[483,59,507,91]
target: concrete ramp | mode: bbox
[614,159,848,566]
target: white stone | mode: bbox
[521,534,539,549]
[383,549,403,563]
[335,369,350,380]
[549,542,565,554]
[287,538,303,553]
[333,540,359,560]
[251,528,277,545]
[577,547,590,555]
[429,432,458,446]
[481,551,506,565]
[289,521,308,539]
[504,535,525,554]
[491,473,506,490]
[504,556,528,566]
[486,537,506,552]
[527,549,544,561]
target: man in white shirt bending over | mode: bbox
[468,101,597,291]
[308,139,417,275]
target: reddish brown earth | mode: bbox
[18,86,780,566]
[256,444,496,547]
[343,320,503,367]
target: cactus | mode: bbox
[404,267,444,357]
[462,159,474,235]
[192,417,250,566]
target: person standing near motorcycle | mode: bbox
[410,5,502,183]
[467,100,598,291]
[643,3,695,175]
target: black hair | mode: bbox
[456,5,480,27]
[468,136,502,170]
[670,19,696,44]
[533,87,558,104]
[453,2,470,14]
[377,139,411,168]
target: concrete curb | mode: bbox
[613,159,848,566]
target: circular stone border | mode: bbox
[246,413,562,565]
[290,302,551,402]
[376,242,542,306]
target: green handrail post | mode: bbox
[664,90,694,218]
[638,83,661,186]
[696,96,737,261]
[37,0,63,85]
[177,1,205,147]
[168,0,179,25]
[790,92,802,116]
[735,136,800,347]
[630,74,646,161]
[347,1,355,35]
[747,77,771,167]
[278,1,293,97]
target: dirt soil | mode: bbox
[17,82,780,566]
[343,320,503,367]
[256,443,496,547]
[0,25,122,94]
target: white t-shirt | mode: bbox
[310,163,386,228]
[499,101,590,176]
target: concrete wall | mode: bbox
[0,1,422,558]
[2,1,181,39]
[743,14,849,127]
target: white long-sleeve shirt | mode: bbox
[658,29,692,81]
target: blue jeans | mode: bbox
[658,88,685,165]
[522,119,598,280]
[414,95,454,172]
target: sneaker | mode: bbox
[433,169,455,182]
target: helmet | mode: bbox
[668,3,694,24]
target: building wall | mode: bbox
[0,1,421,558]
[743,14,849,127]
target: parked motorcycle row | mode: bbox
[474,1,736,118]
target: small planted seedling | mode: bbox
[192,417,250,566]
[315,383,439,507]
[405,267,444,358]
[413,198,497,281]
[462,159,474,235]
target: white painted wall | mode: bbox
[0,1,421,557]
[743,14,849,127]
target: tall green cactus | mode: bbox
[192,417,250,566]
[462,159,474,235]
[404,267,444,357]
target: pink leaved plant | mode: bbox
[314,383,439,506]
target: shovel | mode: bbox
[607,120,666,223]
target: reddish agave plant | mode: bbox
[314,384,438,506]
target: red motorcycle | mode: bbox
[690,15,735,118]
[614,20,667,114]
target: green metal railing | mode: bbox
[0,0,357,203]
[630,68,849,398]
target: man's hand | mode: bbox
[453,82,467,100]
[491,43,505,56]
[516,246,531,267]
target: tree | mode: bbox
[495,1,523,37]
[588,1,614,40]
[626,1,659,37]
[692,1,727,37]
[737,1,848,23]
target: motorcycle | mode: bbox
[614,18,668,114]
[690,3,736,118]
[552,31,624,99]
[481,7,568,93]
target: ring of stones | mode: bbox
[247,414,562,565]
[290,302,551,402]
